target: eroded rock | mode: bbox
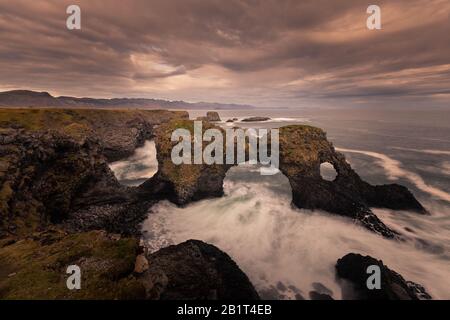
[139,240,260,300]
[336,253,432,300]
[142,120,425,238]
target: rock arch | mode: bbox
[140,121,426,239]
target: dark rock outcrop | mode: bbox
[206,111,221,122]
[0,109,188,237]
[309,291,334,300]
[196,111,221,122]
[0,129,121,237]
[139,119,231,205]
[138,240,260,300]
[241,116,271,122]
[278,126,425,238]
[335,253,432,300]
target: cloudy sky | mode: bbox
[0,0,449,107]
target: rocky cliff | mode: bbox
[0,109,430,300]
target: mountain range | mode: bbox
[0,90,255,110]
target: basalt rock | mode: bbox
[0,108,188,162]
[0,109,188,237]
[142,120,425,238]
[278,125,425,238]
[206,111,221,122]
[336,253,432,300]
[139,240,260,300]
[139,119,231,205]
[0,129,123,237]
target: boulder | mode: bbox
[139,240,260,300]
[336,253,432,300]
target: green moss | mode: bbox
[0,230,144,300]
[0,108,188,139]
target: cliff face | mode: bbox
[143,120,425,238]
[140,119,231,205]
[0,129,116,237]
[0,108,188,161]
[0,109,188,237]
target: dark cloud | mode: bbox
[0,0,449,107]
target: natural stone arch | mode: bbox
[140,120,425,239]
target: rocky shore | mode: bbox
[0,108,431,299]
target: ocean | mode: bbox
[110,107,450,299]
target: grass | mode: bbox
[0,230,144,299]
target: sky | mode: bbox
[0,0,449,108]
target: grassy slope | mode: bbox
[0,230,144,299]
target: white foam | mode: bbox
[336,147,450,203]
[391,147,450,156]
[142,167,450,300]
[109,140,158,185]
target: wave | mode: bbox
[109,140,158,186]
[141,166,450,300]
[336,147,450,203]
[391,147,450,156]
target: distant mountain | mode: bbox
[0,90,255,110]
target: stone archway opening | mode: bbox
[320,162,338,182]
[109,140,158,186]
[223,163,293,203]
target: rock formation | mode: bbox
[196,111,221,122]
[0,108,431,299]
[336,253,431,300]
[142,120,425,238]
[138,240,260,300]
[0,109,188,237]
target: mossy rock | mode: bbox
[0,230,144,299]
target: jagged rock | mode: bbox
[196,111,221,122]
[0,108,188,162]
[0,109,188,237]
[140,119,230,205]
[139,240,260,300]
[336,253,432,300]
[278,126,425,238]
[0,129,121,237]
[206,111,221,122]
[309,291,334,300]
